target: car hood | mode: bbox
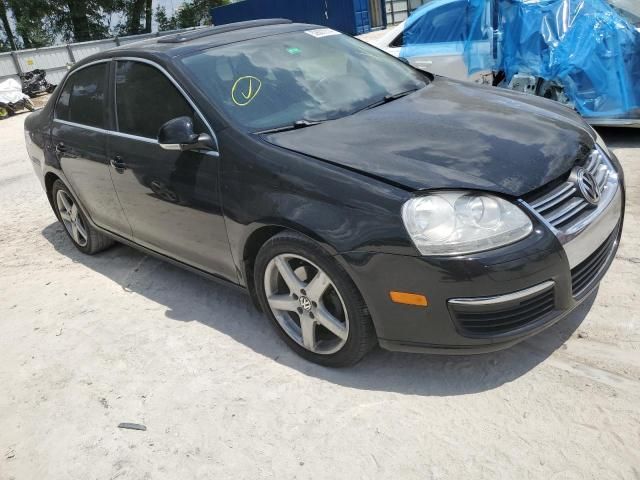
[263,78,595,197]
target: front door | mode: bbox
[397,0,492,82]
[106,59,236,281]
[51,61,132,238]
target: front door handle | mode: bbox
[110,156,127,173]
[55,142,66,154]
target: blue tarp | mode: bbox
[401,0,640,118]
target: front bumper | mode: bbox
[337,155,625,355]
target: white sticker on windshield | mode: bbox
[305,28,341,38]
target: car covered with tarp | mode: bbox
[370,0,640,127]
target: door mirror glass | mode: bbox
[157,116,216,152]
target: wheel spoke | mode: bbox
[267,294,299,312]
[71,223,80,243]
[300,316,316,351]
[316,305,348,340]
[306,270,330,302]
[59,193,73,213]
[59,211,71,222]
[275,256,304,293]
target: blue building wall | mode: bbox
[211,0,376,36]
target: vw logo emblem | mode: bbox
[575,168,601,205]
[299,296,312,311]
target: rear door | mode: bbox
[52,62,132,237]
[106,59,235,280]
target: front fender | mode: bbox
[218,130,417,286]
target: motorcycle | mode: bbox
[0,78,35,119]
[19,68,56,97]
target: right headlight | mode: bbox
[401,191,533,256]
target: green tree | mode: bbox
[1,0,114,47]
[8,0,54,48]
[121,0,146,35]
[155,5,176,31]
[0,0,17,50]
[56,0,115,42]
[155,0,228,31]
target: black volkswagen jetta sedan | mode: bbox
[24,19,625,366]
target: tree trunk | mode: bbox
[0,0,17,50]
[127,0,146,35]
[67,0,92,41]
[145,0,152,33]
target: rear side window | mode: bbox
[55,63,107,128]
[115,61,197,139]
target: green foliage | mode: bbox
[0,0,229,49]
[9,0,55,48]
[155,0,229,31]
[0,38,11,52]
[155,5,177,32]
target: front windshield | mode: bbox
[181,29,427,131]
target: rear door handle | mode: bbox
[55,142,66,154]
[110,156,127,173]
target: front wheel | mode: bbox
[254,232,376,367]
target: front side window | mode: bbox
[181,30,427,131]
[115,61,197,139]
[404,1,471,44]
[55,63,107,129]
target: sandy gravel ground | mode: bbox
[0,108,639,479]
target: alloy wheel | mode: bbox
[56,189,88,247]
[264,253,349,355]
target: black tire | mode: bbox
[51,180,114,254]
[24,98,35,111]
[254,231,377,367]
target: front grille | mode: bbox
[449,283,557,337]
[526,149,611,231]
[571,227,618,297]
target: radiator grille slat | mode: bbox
[525,149,612,230]
[571,228,618,297]
[450,287,556,337]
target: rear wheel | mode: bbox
[255,232,376,367]
[51,180,114,254]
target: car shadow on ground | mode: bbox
[597,127,640,149]
[42,222,594,396]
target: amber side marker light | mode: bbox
[389,291,428,307]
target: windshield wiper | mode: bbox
[255,119,324,135]
[351,88,420,115]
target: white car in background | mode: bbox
[371,0,493,82]
[367,0,640,127]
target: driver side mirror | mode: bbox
[158,116,216,152]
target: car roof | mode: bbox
[75,19,320,67]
